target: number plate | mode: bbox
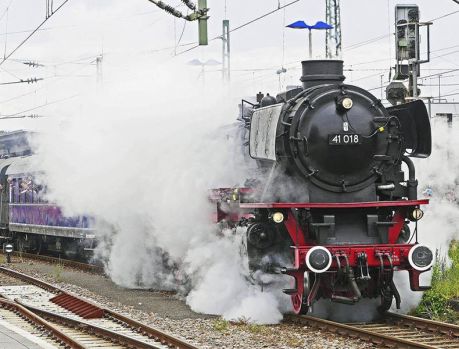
[328,134,361,145]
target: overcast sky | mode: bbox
[0,0,458,129]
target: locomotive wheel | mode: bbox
[292,293,309,315]
[291,272,310,315]
[377,286,393,314]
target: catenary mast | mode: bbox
[325,0,342,58]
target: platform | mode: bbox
[0,320,56,349]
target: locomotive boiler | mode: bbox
[211,60,434,314]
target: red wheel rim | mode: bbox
[291,294,302,314]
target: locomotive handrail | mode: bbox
[239,199,429,209]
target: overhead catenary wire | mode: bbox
[229,0,300,35]
[175,0,301,56]
[0,114,45,120]
[174,17,187,54]
[1,94,77,117]
[224,6,459,92]
[439,91,459,98]
[0,0,13,23]
[0,66,20,79]
[342,9,459,54]
[421,68,459,79]
[0,0,70,67]
[0,59,94,105]
[180,0,195,11]
[3,5,8,59]
[429,9,459,21]
[147,0,184,19]
[0,77,43,85]
[147,0,203,21]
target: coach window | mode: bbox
[16,179,20,203]
[18,179,22,203]
[12,179,16,203]
[20,179,26,203]
[8,179,12,203]
[28,182,33,203]
[18,178,22,203]
[14,178,19,203]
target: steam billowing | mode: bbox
[32,57,288,324]
[31,54,459,324]
[393,118,459,312]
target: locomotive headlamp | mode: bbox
[306,246,332,274]
[341,97,353,110]
[231,189,239,201]
[409,208,424,221]
[271,212,284,224]
[408,244,434,271]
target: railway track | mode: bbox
[0,250,104,273]
[0,267,198,349]
[289,312,459,348]
[3,264,457,349]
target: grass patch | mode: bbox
[415,241,459,323]
[52,261,64,282]
[232,316,268,334]
[213,318,229,332]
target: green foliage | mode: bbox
[52,262,64,282]
[246,323,263,334]
[232,316,251,325]
[213,318,229,332]
[415,241,459,323]
[232,316,268,334]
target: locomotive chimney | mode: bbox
[300,60,345,89]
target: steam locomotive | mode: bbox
[211,60,433,314]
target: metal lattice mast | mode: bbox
[325,0,342,58]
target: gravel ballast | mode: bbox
[0,258,374,349]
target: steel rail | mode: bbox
[292,315,436,348]
[0,266,198,349]
[0,266,61,293]
[287,314,459,349]
[386,312,459,337]
[16,299,165,349]
[0,297,85,348]
[104,309,197,349]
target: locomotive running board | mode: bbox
[239,199,429,209]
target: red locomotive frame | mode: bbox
[211,188,430,314]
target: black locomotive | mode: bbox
[212,59,434,314]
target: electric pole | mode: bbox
[147,0,209,46]
[96,55,103,84]
[325,0,342,58]
[222,19,230,81]
[198,0,209,45]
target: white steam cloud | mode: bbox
[32,56,287,324]
[31,52,459,323]
[393,118,459,312]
